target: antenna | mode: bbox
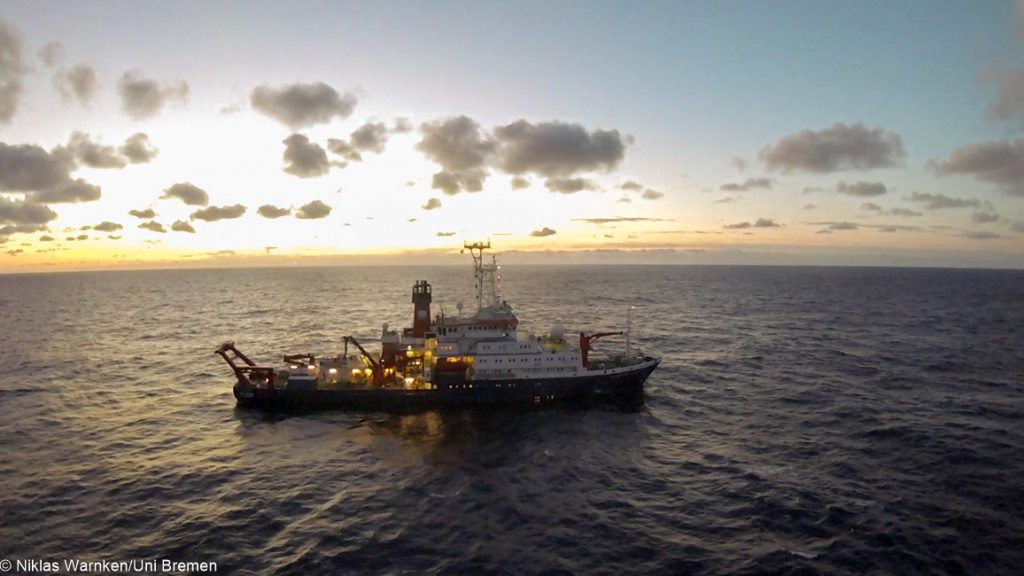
[626,305,635,357]
[463,241,492,311]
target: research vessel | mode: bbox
[216,242,659,411]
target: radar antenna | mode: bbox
[463,241,499,311]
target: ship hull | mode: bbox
[234,357,659,412]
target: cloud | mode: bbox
[720,177,773,192]
[715,196,740,204]
[436,231,456,237]
[803,203,816,210]
[31,178,101,203]
[0,18,27,124]
[349,121,388,153]
[760,122,905,173]
[988,68,1024,126]
[417,116,495,195]
[531,227,557,237]
[510,176,530,190]
[295,200,331,219]
[0,198,57,231]
[494,120,627,177]
[732,156,747,172]
[906,192,980,210]
[55,64,97,105]
[836,180,887,197]
[138,221,166,233]
[171,220,195,233]
[128,208,156,219]
[544,177,594,194]
[642,189,664,200]
[39,234,54,241]
[119,133,158,163]
[0,142,77,194]
[37,41,63,67]
[572,217,669,224]
[620,180,642,191]
[827,222,859,230]
[92,221,122,232]
[191,204,246,221]
[326,137,359,162]
[283,133,331,178]
[930,139,1024,196]
[723,218,781,229]
[960,230,1002,240]
[161,182,209,206]
[392,117,412,133]
[257,204,291,219]
[117,70,188,120]
[422,197,441,211]
[63,132,127,168]
[861,202,883,212]
[886,207,922,217]
[972,211,999,223]
[250,82,356,129]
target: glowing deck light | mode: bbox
[307,364,316,370]
[328,368,338,374]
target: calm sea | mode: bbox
[0,265,1022,575]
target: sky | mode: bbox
[1,0,1023,271]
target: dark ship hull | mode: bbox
[234,357,659,412]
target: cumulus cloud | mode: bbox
[723,218,781,229]
[0,142,76,192]
[861,202,883,212]
[530,227,557,237]
[930,139,1024,196]
[837,180,887,197]
[972,211,999,223]
[37,42,63,67]
[92,221,122,232]
[494,120,626,177]
[283,133,331,178]
[349,121,388,153]
[906,192,981,210]
[988,69,1024,126]
[436,231,456,237]
[117,70,188,120]
[544,177,594,194]
[55,64,97,106]
[138,221,166,233]
[720,177,773,192]
[0,198,57,230]
[760,122,906,173]
[161,182,209,206]
[119,133,158,163]
[32,178,101,203]
[715,196,740,204]
[63,132,127,169]
[257,204,291,219]
[171,220,195,233]
[392,117,412,133]
[0,18,28,124]
[510,176,530,190]
[887,207,922,217]
[422,197,441,211]
[417,116,495,195]
[250,82,356,129]
[642,189,664,200]
[191,204,246,222]
[39,234,54,241]
[128,208,156,219]
[295,200,331,219]
[620,180,642,191]
[732,156,748,172]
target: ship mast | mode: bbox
[463,241,499,311]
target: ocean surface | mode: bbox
[0,265,1022,575]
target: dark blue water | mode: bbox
[1,265,1022,575]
